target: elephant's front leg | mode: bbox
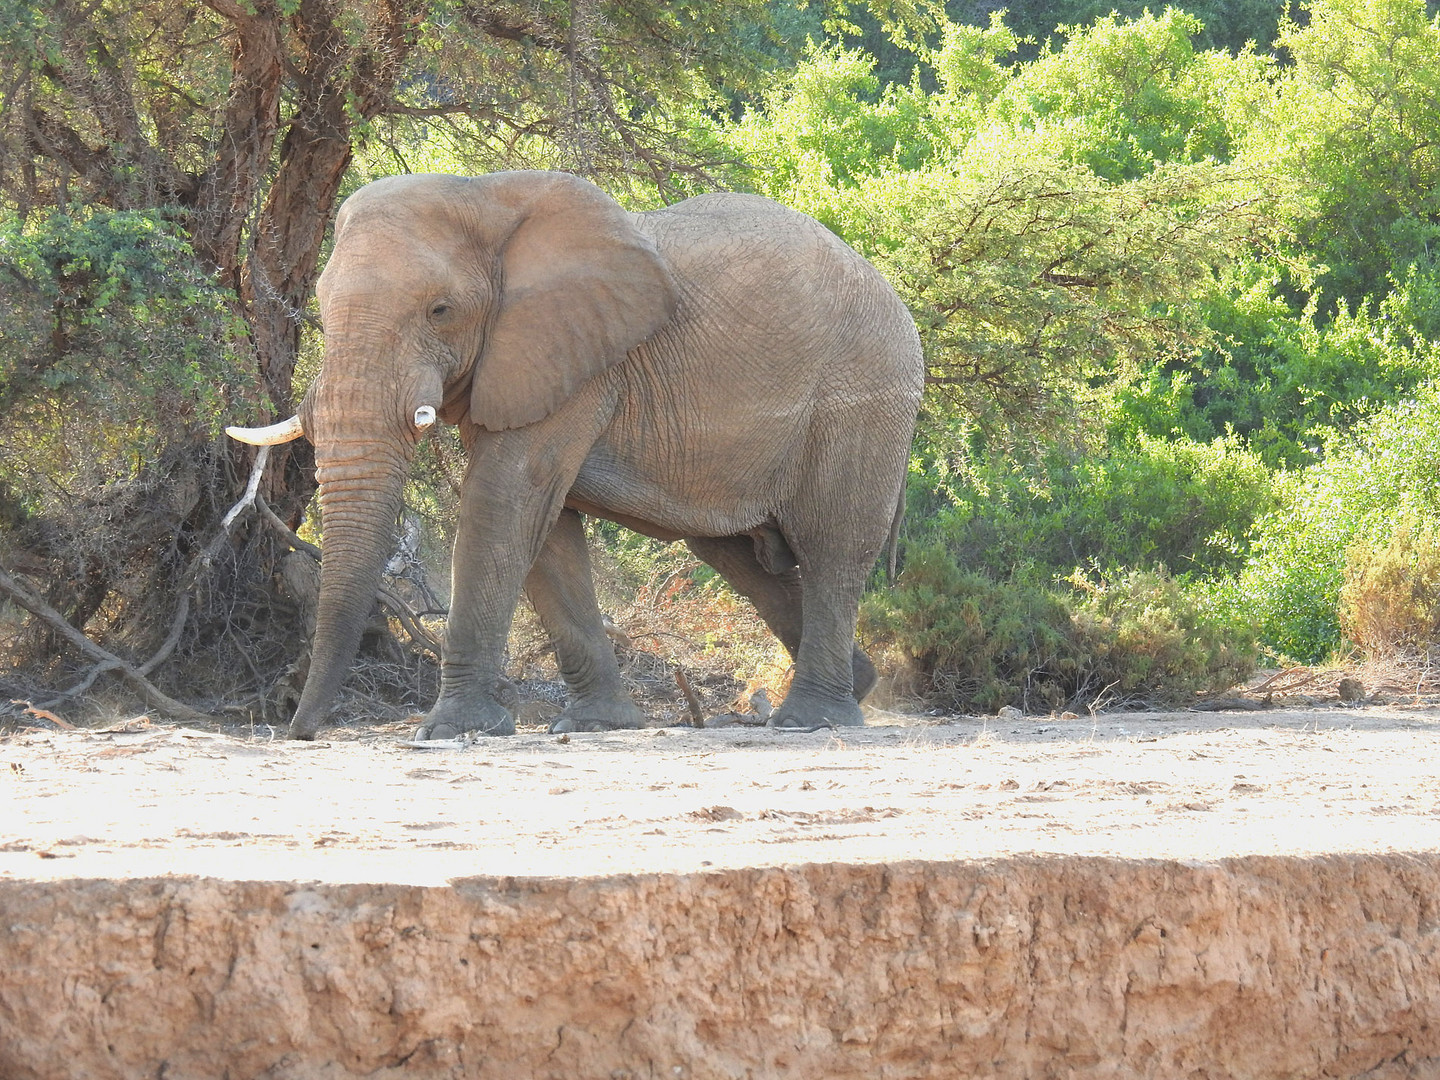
[414,429,595,740]
[526,509,644,733]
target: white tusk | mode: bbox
[225,415,305,445]
[413,405,437,429]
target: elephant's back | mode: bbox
[637,193,923,399]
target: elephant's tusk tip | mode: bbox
[414,405,437,429]
[226,416,305,445]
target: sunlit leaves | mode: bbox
[1257,0,1440,301]
[989,9,1272,180]
[0,210,254,493]
[1232,388,1440,660]
[863,158,1290,424]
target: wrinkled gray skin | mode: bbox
[285,171,923,740]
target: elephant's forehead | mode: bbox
[336,200,451,245]
[318,250,451,298]
[339,175,468,223]
[324,202,467,288]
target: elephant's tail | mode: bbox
[885,482,906,584]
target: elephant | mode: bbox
[228,171,924,740]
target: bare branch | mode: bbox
[0,565,213,723]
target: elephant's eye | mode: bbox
[430,302,450,318]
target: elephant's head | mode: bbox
[228,172,677,738]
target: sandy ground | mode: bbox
[4,702,1439,885]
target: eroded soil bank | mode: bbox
[3,707,1439,1078]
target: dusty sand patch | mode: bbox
[4,703,1438,884]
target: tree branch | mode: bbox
[0,565,212,723]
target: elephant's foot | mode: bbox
[549,695,645,734]
[770,687,865,729]
[852,648,879,703]
[414,696,516,740]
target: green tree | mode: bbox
[957,0,1293,58]
[988,9,1271,180]
[0,209,257,676]
[1256,0,1440,304]
[717,14,1289,430]
[1110,259,1440,466]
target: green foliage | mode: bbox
[907,430,1278,581]
[860,547,1255,711]
[0,207,262,678]
[860,545,1081,711]
[1068,566,1258,700]
[1255,0,1440,303]
[989,9,1269,180]
[0,208,253,496]
[1227,388,1440,661]
[720,42,935,210]
[716,13,1291,430]
[869,158,1287,425]
[1111,262,1440,466]
[979,0,1292,57]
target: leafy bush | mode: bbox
[860,546,1256,713]
[0,208,259,687]
[1068,567,1258,702]
[1254,0,1440,305]
[1111,262,1440,468]
[988,9,1267,181]
[860,545,1080,712]
[905,431,1277,581]
[715,18,1290,431]
[1228,388,1440,661]
[0,209,252,455]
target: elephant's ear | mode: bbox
[469,173,677,431]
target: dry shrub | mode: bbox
[613,557,792,717]
[1340,519,1440,659]
[859,547,1079,713]
[501,539,792,724]
[1068,567,1257,706]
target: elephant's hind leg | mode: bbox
[526,509,644,733]
[768,561,870,728]
[763,414,911,729]
[685,534,878,709]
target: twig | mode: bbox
[1087,679,1120,718]
[1249,667,1319,694]
[11,701,76,729]
[626,629,701,649]
[104,446,270,685]
[377,582,443,656]
[254,491,318,557]
[38,446,274,710]
[674,666,704,728]
[221,444,270,529]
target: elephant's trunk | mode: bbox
[288,441,411,740]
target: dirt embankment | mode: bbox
[3,705,1440,1079]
